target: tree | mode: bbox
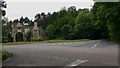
[13,19,19,23]
[47,12,58,26]
[20,16,24,23]
[0,0,7,16]
[57,7,67,19]
[74,10,94,39]
[61,24,73,39]
[29,20,34,26]
[34,12,48,29]
[34,13,41,25]
[105,2,120,42]
[68,6,77,17]
[45,24,56,39]
[24,17,29,23]
[92,2,120,42]
[2,17,11,43]
[26,32,33,41]
[0,0,7,43]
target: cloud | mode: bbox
[6,2,94,21]
[5,0,94,2]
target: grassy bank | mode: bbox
[2,39,91,45]
[0,51,13,62]
[44,39,90,43]
[2,42,44,46]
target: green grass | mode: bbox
[2,39,91,45]
[2,41,45,46]
[44,39,90,43]
[0,51,13,62]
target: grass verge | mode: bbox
[44,39,90,43]
[2,41,44,46]
[0,51,13,62]
[2,39,91,46]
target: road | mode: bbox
[2,40,118,67]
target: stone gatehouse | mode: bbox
[11,22,45,42]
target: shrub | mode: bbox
[2,51,13,61]
[2,40,8,43]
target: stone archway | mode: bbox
[15,32,23,42]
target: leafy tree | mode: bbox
[74,10,94,39]
[68,6,77,17]
[106,2,120,42]
[29,20,34,26]
[61,24,73,39]
[92,2,120,42]
[26,32,33,41]
[0,0,7,16]
[0,0,7,43]
[45,24,56,39]
[20,16,24,23]
[92,2,109,39]
[13,19,19,23]
[24,17,29,23]
[34,13,41,25]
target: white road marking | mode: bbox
[70,42,72,44]
[93,44,97,47]
[66,60,88,67]
[91,44,97,48]
[52,43,56,45]
[89,40,95,42]
[59,43,62,45]
[91,40,101,48]
[3,58,10,63]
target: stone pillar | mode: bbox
[23,33,26,42]
[13,33,16,42]
[33,22,40,41]
[12,28,16,42]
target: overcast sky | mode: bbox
[5,0,94,21]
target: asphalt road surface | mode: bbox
[2,40,118,67]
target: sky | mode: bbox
[5,0,94,21]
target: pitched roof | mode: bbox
[16,22,23,27]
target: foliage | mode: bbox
[26,32,33,41]
[106,2,120,42]
[2,37,8,43]
[91,2,120,42]
[74,10,94,39]
[61,24,73,39]
[0,0,7,16]
[2,51,13,61]
[45,24,56,39]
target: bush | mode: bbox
[2,37,8,43]
[2,40,8,43]
[39,38,43,41]
[2,51,13,61]
[34,38,43,42]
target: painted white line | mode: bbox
[66,60,88,67]
[52,43,56,45]
[3,58,10,63]
[89,40,95,42]
[59,43,62,45]
[91,44,97,48]
[93,44,97,47]
[91,40,101,48]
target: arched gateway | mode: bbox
[15,32,23,42]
